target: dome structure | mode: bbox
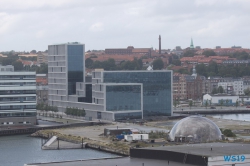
[168,116,222,142]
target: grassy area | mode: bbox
[149,131,168,139]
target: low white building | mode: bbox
[124,134,148,141]
[203,94,239,106]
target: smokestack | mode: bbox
[159,35,161,54]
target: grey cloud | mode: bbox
[0,0,250,52]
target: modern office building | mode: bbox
[0,65,36,125]
[48,42,85,111]
[48,43,172,121]
[91,70,172,120]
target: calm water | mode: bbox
[211,113,250,121]
[0,135,118,166]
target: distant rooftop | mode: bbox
[50,42,83,45]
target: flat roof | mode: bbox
[142,143,250,157]
[26,157,194,166]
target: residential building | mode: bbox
[37,52,48,65]
[105,46,152,57]
[218,78,243,95]
[0,65,36,125]
[173,74,187,100]
[36,74,48,104]
[185,75,203,100]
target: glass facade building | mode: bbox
[103,71,172,117]
[106,85,141,111]
[67,45,84,95]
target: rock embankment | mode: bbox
[31,130,130,156]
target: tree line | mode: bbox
[196,61,250,77]
[0,55,48,73]
[36,103,58,112]
[86,57,164,70]
[183,50,250,60]
[65,107,86,117]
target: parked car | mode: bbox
[246,105,250,108]
[210,106,216,109]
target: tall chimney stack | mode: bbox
[159,35,161,54]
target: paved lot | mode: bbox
[53,122,169,143]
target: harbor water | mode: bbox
[0,135,118,166]
[210,113,250,122]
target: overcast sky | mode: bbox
[0,0,250,52]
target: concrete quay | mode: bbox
[42,139,86,150]
[174,107,250,114]
[0,121,105,136]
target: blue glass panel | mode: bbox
[103,71,172,116]
[106,85,141,111]
[67,45,84,95]
[114,112,142,120]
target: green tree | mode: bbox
[212,88,218,94]
[1,55,18,65]
[205,99,208,109]
[183,50,195,57]
[244,88,250,96]
[152,58,164,70]
[172,59,181,66]
[189,100,193,109]
[220,99,224,108]
[36,63,48,74]
[203,50,216,57]
[236,99,239,108]
[177,68,190,74]
[222,129,236,137]
[196,63,207,77]
[12,61,23,71]
[225,99,229,107]
[30,50,37,54]
[209,100,212,106]
[85,58,94,68]
[217,86,224,93]
[174,99,177,109]
[241,98,244,106]
[65,107,86,117]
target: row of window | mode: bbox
[0,112,36,117]
[0,75,35,80]
[0,90,36,95]
[0,105,36,110]
[0,96,36,102]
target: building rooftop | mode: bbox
[25,157,194,166]
[143,143,250,157]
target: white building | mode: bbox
[218,79,243,95]
[0,65,36,125]
[203,94,239,106]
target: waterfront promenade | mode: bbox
[173,106,250,114]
